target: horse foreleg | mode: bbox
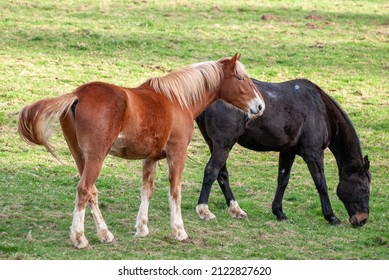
[272,151,296,221]
[303,151,341,225]
[168,154,188,240]
[135,159,157,237]
[217,165,248,219]
[197,148,242,220]
[196,154,220,220]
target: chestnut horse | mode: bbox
[18,54,265,249]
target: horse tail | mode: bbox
[18,93,78,159]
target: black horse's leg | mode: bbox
[302,151,341,225]
[217,164,247,219]
[196,148,231,220]
[272,151,296,221]
[217,164,234,205]
[196,101,247,220]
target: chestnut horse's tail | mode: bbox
[18,93,78,158]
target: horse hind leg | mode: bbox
[61,114,114,248]
[60,112,85,174]
[71,182,115,247]
[90,184,115,244]
[70,158,115,249]
[135,159,157,237]
[60,113,89,248]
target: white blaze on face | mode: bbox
[247,87,265,119]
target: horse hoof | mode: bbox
[99,229,115,244]
[70,231,91,249]
[228,200,248,220]
[72,236,91,249]
[174,229,188,241]
[196,204,216,221]
[230,211,248,220]
[203,212,216,221]
[135,226,149,237]
[276,213,288,221]
[328,216,341,225]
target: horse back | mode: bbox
[71,81,185,160]
[238,79,333,152]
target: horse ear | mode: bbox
[229,53,239,69]
[360,155,370,173]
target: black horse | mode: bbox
[196,78,371,226]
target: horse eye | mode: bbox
[236,76,244,81]
[361,187,368,193]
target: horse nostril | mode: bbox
[350,215,368,227]
[360,218,367,226]
[258,104,262,112]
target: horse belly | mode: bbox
[109,132,167,160]
[239,123,301,152]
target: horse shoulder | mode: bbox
[168,107,195,148]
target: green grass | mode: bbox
[0,0,388,260]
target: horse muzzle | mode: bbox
[248,100,265,120]
[349,212,368,227]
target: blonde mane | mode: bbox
[147,59,247,109]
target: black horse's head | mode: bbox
[337,155,371,226]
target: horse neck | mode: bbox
[328,110,364,176]
[140,79,220,120]
[187,90,219,119]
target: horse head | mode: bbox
[218,53,265,119]
[337,155,371,226]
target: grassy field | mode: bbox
[0,0,388,260]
